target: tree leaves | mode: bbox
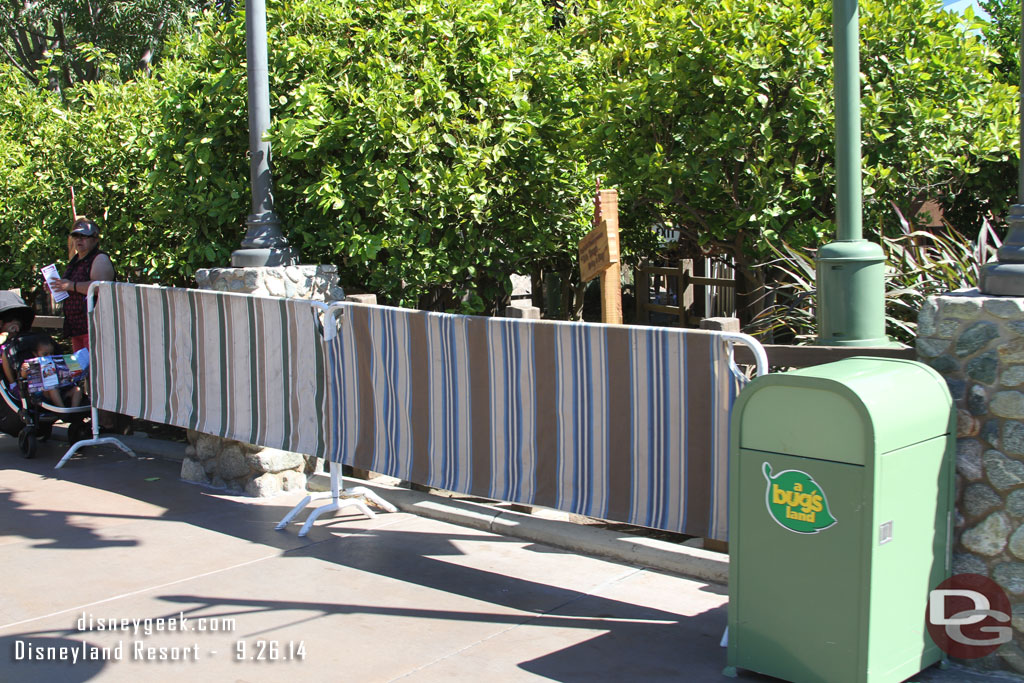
[0,0,1015,323]
[0,0,232,89]
[576,0,1016,271]
[262,0,591,312]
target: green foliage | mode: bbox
[0,0,591,314]
[860,2,1017,231]
[0,0,1017,323]
[980,0,1021,85]
[573,0,1017,278]
[0,60,163,297]
[749,220,998,345]
[263,0,591,311]
[138,13,252,283]
[0,0,223,89]
[574,0,834,265]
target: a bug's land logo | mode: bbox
[762,463,837,534]
[927,574,1012,659]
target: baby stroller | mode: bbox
[0,295,91,458]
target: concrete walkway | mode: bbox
[0,434,1014,682]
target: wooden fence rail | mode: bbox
[733,342,916,369]
[636,259,736,326]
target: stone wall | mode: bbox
[195,264,345,300]
[182,431,318,497]
[181,265,345,496]
[918,289,1024,672]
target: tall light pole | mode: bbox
[231,0,298,268]
[980,4,1024,295]
[816,0,889,346]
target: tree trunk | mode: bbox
[732,250,766,330]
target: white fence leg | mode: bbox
[55,407,138,469]
[276,461,395,536]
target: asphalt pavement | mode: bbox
[0,431,1019,682]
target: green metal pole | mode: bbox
[834,0,861,243]
[816,0,889,346]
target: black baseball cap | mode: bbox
[71,218,99,237]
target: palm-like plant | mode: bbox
[749,210,1000,346]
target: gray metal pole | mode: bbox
[231,0,297,267]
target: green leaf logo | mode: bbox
[762,463,837,534]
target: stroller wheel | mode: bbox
[68,421,90,445]
[17,427,37,459]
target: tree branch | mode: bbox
[0,40,38,83]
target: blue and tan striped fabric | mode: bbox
[89,285,742,539]
[89,283,333,458]
[327,304,742,540]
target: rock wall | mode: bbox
[918,289,1024,672]
[181,265,345,496]
[182,431,318,497]
[195,264,345,300]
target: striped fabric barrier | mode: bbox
[88,282,337,459]
[327,304,755,541]
[82,284,762,541]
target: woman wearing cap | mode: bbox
[48,217,116,352]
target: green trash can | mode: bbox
[725,357,955,683]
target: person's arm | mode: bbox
[55,279,84,295]
[88,254,115,283]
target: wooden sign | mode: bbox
[579,219,619,283]
[579,188,623,324]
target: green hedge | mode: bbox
[0,0,592,314]
[0,0,1016,320]
[574,0,1017,318]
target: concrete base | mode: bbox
[504,302,541,319]
[344,293,378,305]
[979,262,1024,296]
[699,317,740,333]
[230,247,300,267]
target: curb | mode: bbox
[119,433,188,461]
[310,473,729,585]
[69,431,729,585]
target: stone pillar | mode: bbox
[195,264,344,300]
[504,302,540,319]
[917,288,1024,672]
[504,273,541,319]
[699,317,741,333]
[180,265,345,497]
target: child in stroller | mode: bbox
[0,292,91,458]
[7,334,85,408]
